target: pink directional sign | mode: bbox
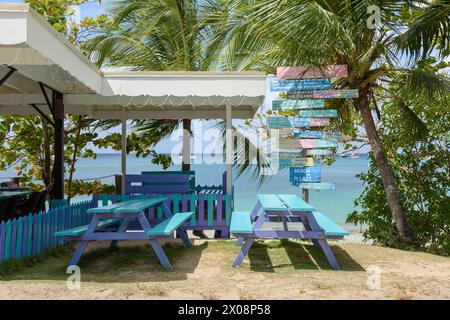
[277,65,348,80]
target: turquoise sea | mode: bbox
[77,154,368,230]
[0,153,369,230]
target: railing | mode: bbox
[0,201,92,262]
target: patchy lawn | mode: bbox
[0,239,449,300]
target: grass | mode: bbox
[1,239,449,299]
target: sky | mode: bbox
[2,0,370,155]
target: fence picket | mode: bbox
[0,221,6,262]
[4,220,12,260]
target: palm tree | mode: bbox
[206,0,449,244]
[88,0,270,176]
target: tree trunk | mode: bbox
[356,87,416,244]
[182,119,191,171]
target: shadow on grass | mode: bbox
[0,240,208,283]
[282,239,365,271]
[245,239,364,272]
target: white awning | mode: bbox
[0,3,266,119]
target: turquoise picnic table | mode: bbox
[54,196,194,269]
[230,194,348,270]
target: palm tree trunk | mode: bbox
[182,119,191,171]
[356,87,416,244]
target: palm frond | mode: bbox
[397,0,450,59]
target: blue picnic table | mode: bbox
[230,194,348,270]
[54,196,194,269]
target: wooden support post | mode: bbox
[51,91,64,200]
[114,175,122,195]
[121,119,127,194]
[225,104,233,194]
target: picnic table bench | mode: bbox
[54,197,194,269]
[230,194,348,270]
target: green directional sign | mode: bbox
[306,149,334,156]
[272,99,325,110]
[299,183,336,191]
[298,109,337,118]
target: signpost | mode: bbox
[268,117,330,128]
[277,65,348,80]
[269,64,353,201]
[272,99,325,110]
[279,139,338,150]
[297,109,337,118]
[289,166,321,183]
[306,149,333,156]
[294,131,343,140]
[299,183,336,191]
[287,89,358,99]
[270,78,331,91]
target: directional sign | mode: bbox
[276,153,314,168]
[277,65,348,80]
[287,89,358,99]
[298,109,337,118]
[294,131,343,140]
[268,117,330,128]
[306,149,334,156]
[272,99,325,110]
[289,166,321,183]
[270,78,331,91]
[279,139,337,149]
[299,183,336,191]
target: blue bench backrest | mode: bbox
[125,174,191,194]
[142,171,196,192]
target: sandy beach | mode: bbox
[1,239,448,300]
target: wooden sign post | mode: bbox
[270,64,351,202]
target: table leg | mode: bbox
[69,241,89,267]
[304,212,340,270]
[282,216,289,231]
[232,238,255,268]
[68,215,99,267]
[137,212,173,269]
[149,239,172,269]
[317,239,340,270]
[109,217,131,249]
[300,216,320,248]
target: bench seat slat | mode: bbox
[147,212,194,236]
[230,211,253,234]
[54,219,121,237]
[312,211,349,237]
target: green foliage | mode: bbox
[347,81,450,255]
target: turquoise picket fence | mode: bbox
[0,201,92,263]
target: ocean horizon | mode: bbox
[0,153,369,231]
